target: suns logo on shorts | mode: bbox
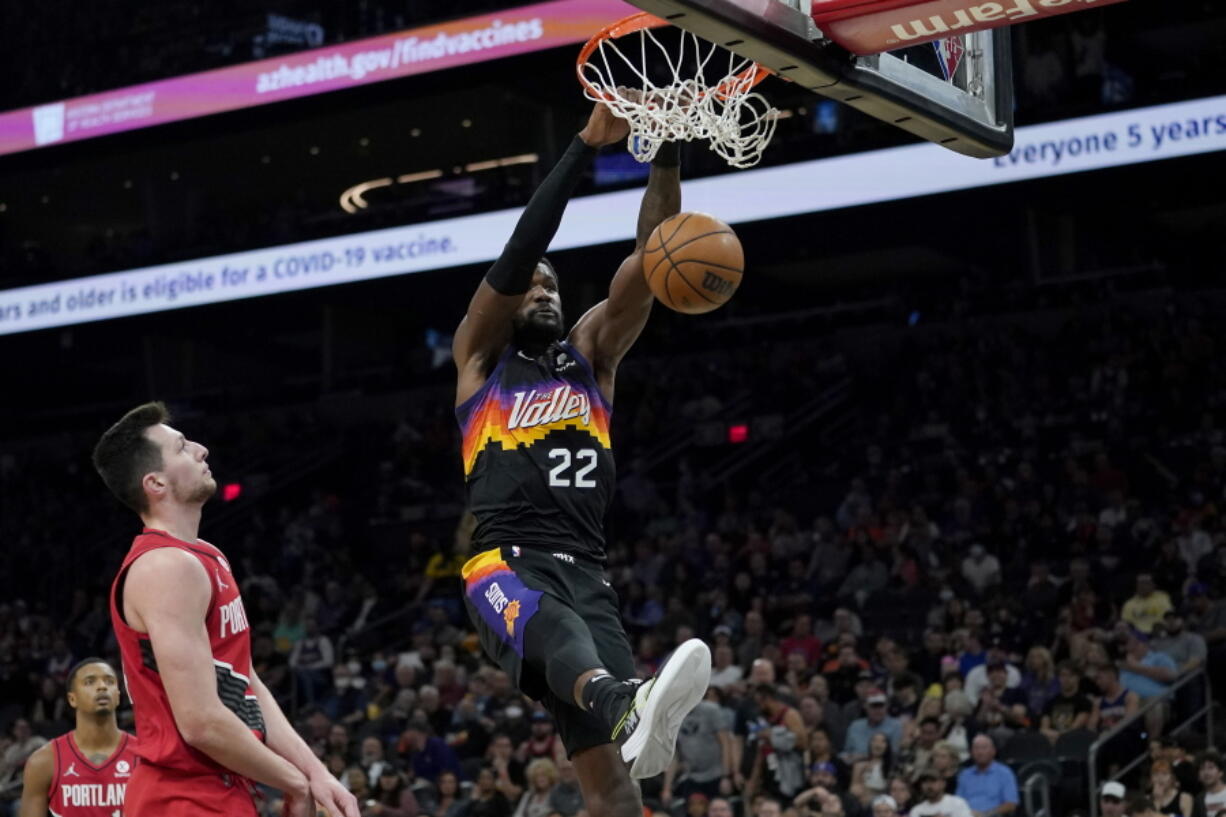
[504,600,521,637]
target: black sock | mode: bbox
[582,674,633,730]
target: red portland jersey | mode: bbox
[110,529,265,775]
[48,731,138,817]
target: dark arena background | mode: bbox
[2,2,1226,816]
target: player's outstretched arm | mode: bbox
[17,743,53,817]
[250,669,360,817]
[570,143,680,394]
[124,549,311,805]
[453,102,628,402]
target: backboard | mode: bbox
[620,0,1015,157]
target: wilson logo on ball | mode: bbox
[701,271,735,297]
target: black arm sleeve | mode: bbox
[652,141,680,168]
[484,135,597,295]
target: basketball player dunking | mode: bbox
[92,403,358,817]
[454,99,712,816]
[19,658,138,817]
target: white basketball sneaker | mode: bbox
[611,638,712,779]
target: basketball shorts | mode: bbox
[125,763,259,817]
[462,545,636,756]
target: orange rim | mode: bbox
[575,12,772,103]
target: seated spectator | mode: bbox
[1121,573,1173,635]
[889,673,923,721]
[399,719,462,784]
[961,545,1001,597]
[1152,610,1207,677]
[1128,794,1165,817]
[710,644,744,689]
[546,762,583,817]
[908,772,972,817]
[869,794,900,817]
[0,719,46,791]
[816,608,864,648]
[709,797,735,817]
[850,733,894,806]
[915,630,949,686]
[289,616,334,704]
[958,632,987,679]
[940,691,978,763]
[428,770,469,817]
[806,730,849,789]
[516,712,565,766]
[468,767,513,817]
[781,615,823,669]
[1017,646,1059,717]
[1159,736,1201,797]
[1021,562,1060,625]
[954,735,1018,817]
[842,689,902,763]
[369,764,422,817]
[887,776,914,815]
[485,733,525,802]
[1098,781,1127,817]
[749,684,808,799]
[793,783,853,817]
[1147,760,1193,817]
[928,742,962,791]
[1040,661,1092,743]
[899,717,942,781]
[825,645,872,706]
[1088,663,1140,732]
[755,796,784,817]
[798,695,833,745]
[1119,627,1177,736]
[512,759,556,817]
[348,766,373,803]
[964,639,1020,706]
[664,688,730,803]
[361,736,393,787]
[1196,750,1226,817]
[974,662,1030,745]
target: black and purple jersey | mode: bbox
[457,340,615,561]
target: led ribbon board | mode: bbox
[0,0,635,158]
[1,94,1223,336]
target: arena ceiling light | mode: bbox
[339,177,394,214]
[340,153,540,214]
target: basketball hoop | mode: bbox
[576,13,779,169]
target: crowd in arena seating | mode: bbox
[2,287,1226,817]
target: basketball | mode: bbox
[642,212,744,315]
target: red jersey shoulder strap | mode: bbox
[48,734,63,798]
[114,530,219,628]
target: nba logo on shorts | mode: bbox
[511,546,521,557]
[933,37,965,81]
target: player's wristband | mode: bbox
[653,141,680,168]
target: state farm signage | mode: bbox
[812,0,1128,55]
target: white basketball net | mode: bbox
[578,18,779,169]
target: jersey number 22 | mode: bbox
[548,448,597,488]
